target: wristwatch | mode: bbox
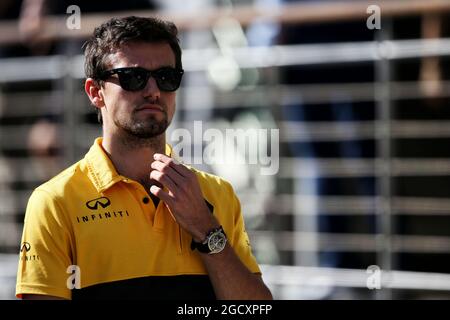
[190,226,227,254]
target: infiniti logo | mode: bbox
[86,197,111,210]
[20,242,31,252]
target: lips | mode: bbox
[136,104,164,113]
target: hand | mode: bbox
[18,0,50,53]
[149,153,219,241]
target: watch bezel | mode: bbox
[191,226,227,254]
[207,228,227,254]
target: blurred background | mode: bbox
[1,0,450,300]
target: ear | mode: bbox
[85,78,105,109]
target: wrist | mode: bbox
[192,222,220,243]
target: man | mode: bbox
[16,16,272,300]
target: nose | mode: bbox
[142,76,160,100]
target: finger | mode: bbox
[153,153,173,164]
[150,185,173,205]
[153,153,187,176]
[151,160,184,185]
[154,152,182,165]
[150,170,178,192]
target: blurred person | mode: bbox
[419,14,443,98]
[16,16,272,300]
[27,120,59,157]
[0,0,30,57]
[18,0,157,55]
[18,0,51,55]
[26,119,61,180]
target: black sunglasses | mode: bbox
[99,67,184,92]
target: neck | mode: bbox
[101,130,166,189]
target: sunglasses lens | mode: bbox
[119,69,148,91]
[154,68,183,91]
[105,67,183,92]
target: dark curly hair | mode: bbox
[83,16,182,123]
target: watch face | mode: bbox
[207,230,227,254]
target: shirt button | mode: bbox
[142,197,150,204]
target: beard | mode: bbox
[115,106,170,140]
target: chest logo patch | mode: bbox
[86,197,111,210]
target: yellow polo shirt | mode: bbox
[16,137,261,300]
